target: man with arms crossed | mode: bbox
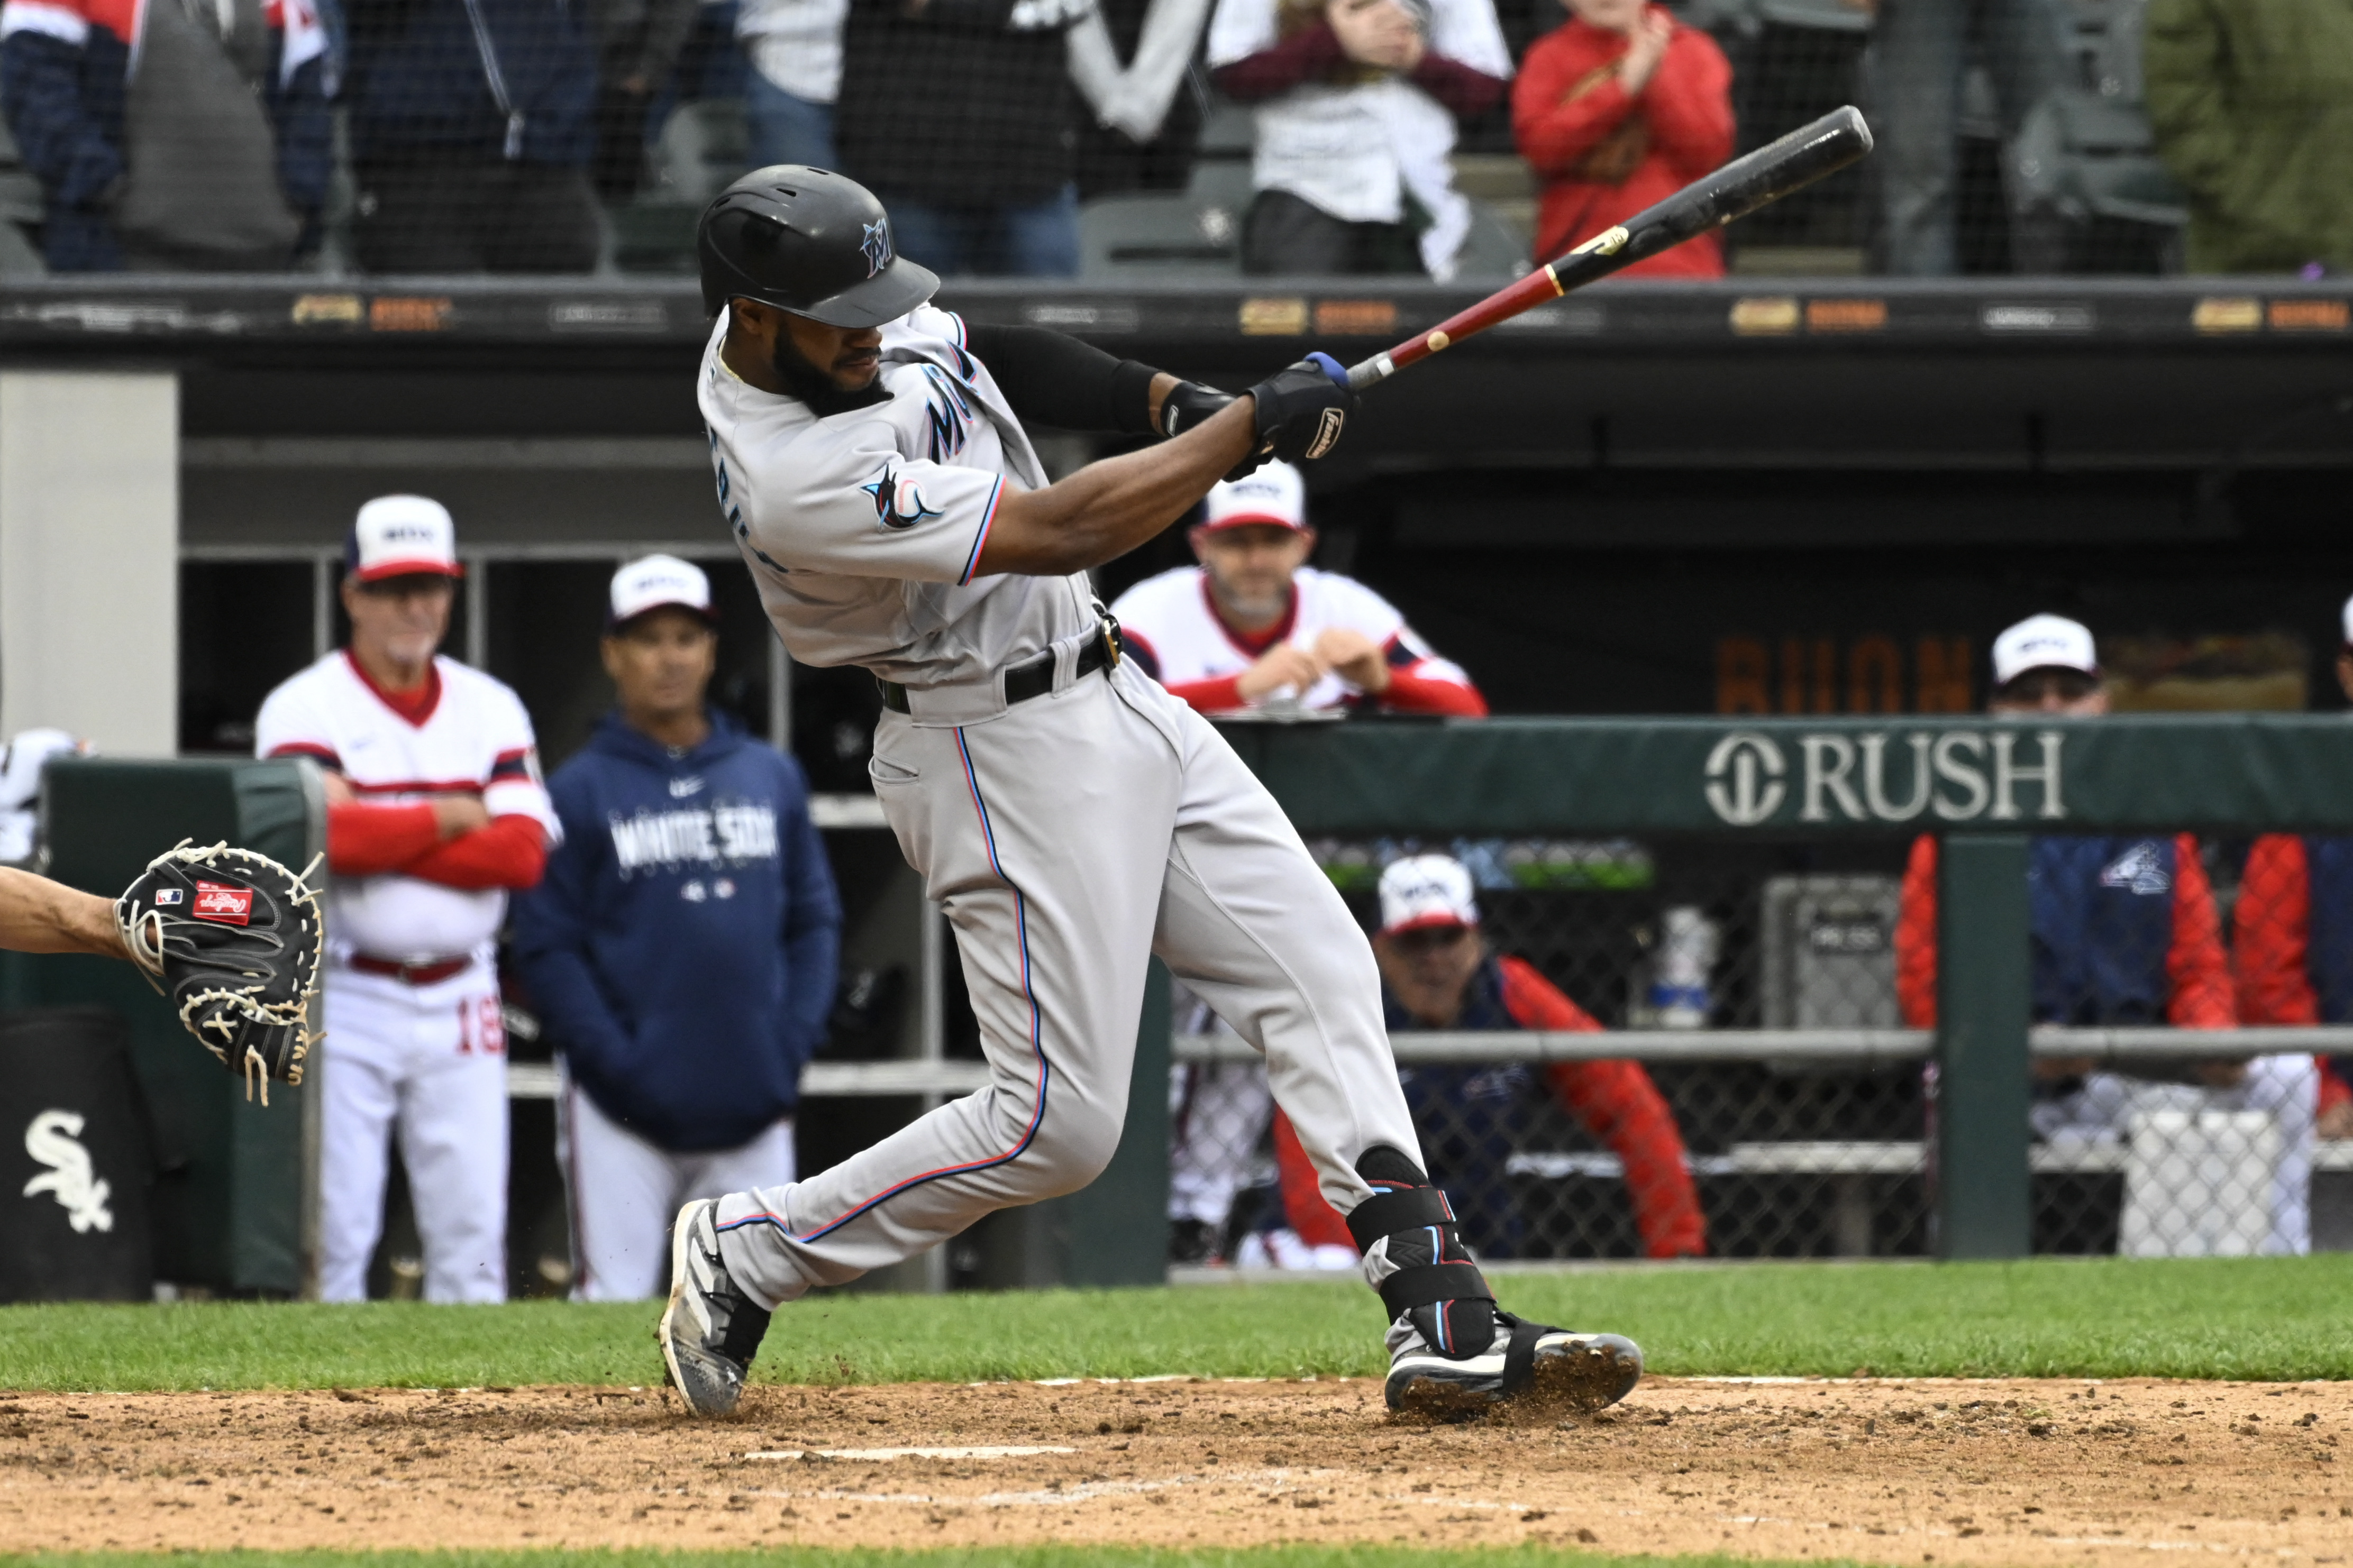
[258,498,555,1302]
[663,164,1643,1418]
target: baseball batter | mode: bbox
[661,165,1643,1420]
[257,497,557,1303]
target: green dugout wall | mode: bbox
[1220,714,2353,838]
[1,758,323,1296]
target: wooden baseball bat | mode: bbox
[1343,106,1875,391]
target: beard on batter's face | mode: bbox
[772,319,889,416]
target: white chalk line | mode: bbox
[744,1466,1304,1509]
[746,1446,1074,1462]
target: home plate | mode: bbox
[745,1445,1078,1462]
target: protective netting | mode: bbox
[0,0,2250,280]
[1168,832,2352,1268]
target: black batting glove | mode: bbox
[1229,352,1356,481]
[1157,380,1236,439]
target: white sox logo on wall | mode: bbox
[861,219,892,279]
[862,465,941,530]
[23,1109,113,1234]
[1704,729,2069,827]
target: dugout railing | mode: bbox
[1163,714,2353,1270]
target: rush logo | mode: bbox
[1704,729,2067,827]
[191,881,254,924]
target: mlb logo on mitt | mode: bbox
[192,881,254,925]
[154,888,183,905]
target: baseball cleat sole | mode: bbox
[1386,1329,1643,1423]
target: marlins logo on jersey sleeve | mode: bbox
[697,304,1098,686]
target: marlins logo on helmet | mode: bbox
[860,220,892,279]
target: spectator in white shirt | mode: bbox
[736,0,846,169]
[1207,0,1511,279]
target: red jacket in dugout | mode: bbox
[1510,2,1735,277]
[1896,834,2236,1031]
[1275,957,1708,1260]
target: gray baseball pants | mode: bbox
[713,654,1419,1305]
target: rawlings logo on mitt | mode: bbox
[115,841,325,1105]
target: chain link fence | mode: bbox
[1166,826,2353,1269]
[0,0,2216,279]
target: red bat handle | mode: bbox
[1342,106,1872,391]
[1342,263,1569,391]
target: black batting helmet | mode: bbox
[697,166,938,327]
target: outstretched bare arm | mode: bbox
[0,866,128,959]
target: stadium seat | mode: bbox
[0,119,47,277]
[1686,0,1873,36]
[2007,0,2187,268]
[1080,107,1256,279]
[2011,91,2186,225]
[1454,200,1535,281]
[1078,192,1243,279]
[1756,0,1872,34]
[615,98,753,274]
[650,98,753,207]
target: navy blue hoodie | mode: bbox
[513,710,841,1153]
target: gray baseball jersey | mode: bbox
[695,306,1422,1308]
[697,304,1098,688]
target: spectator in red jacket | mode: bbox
[1110,461,1486,718]
[1896,612,2314,1253]
[2232,593,2353,1142]
[1895,615,2235,1037]
[1510,0,1734,277]
[1270,854,1707,1260]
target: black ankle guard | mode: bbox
[1349,1148,1498,1357]
[719,1300,771,1367]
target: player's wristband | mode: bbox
[1159,380,1236,439]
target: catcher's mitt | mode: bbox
[115,841,325,1104]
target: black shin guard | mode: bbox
[1349,1147,1497,1360]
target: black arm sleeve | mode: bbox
[963,323,1162,436]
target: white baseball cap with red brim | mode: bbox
[346,495,461,582]
[1378,854,1479,937]
[610,554,715,627]
[1200,460,1307,533]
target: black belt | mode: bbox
[879,618,1121,715]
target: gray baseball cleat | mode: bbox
[1384,1309,1643,1420]
[658,1198,771,1417]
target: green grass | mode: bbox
[0,1551,1831,1568]
[3,1255,2349,1392]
